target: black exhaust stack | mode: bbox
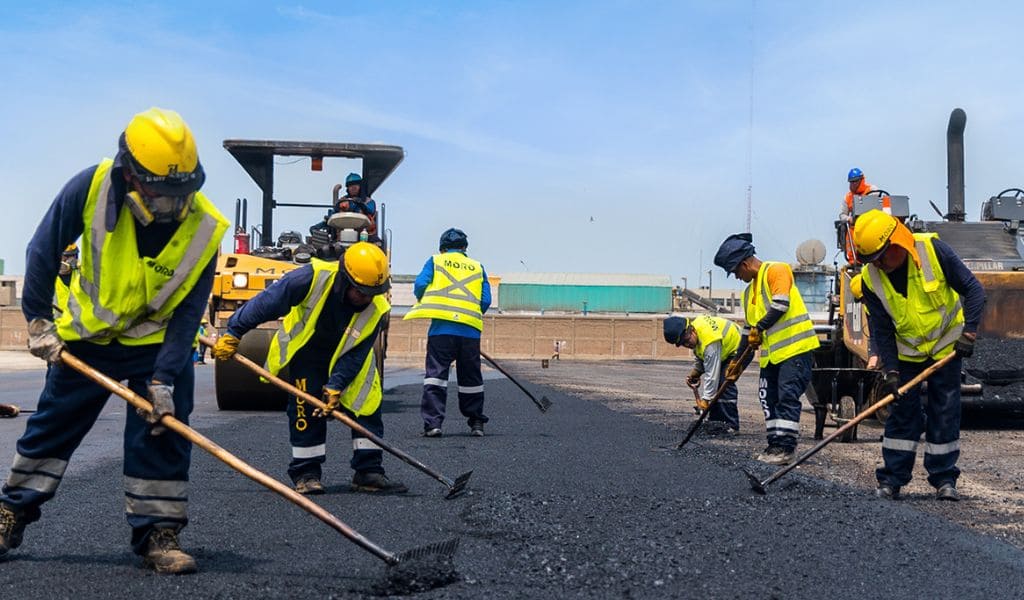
[947,108,967,222]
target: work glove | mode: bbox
[139,381,175,436]
[211,333,240,361]
[27,318,64,363]
[685,368,701,387]
[695,397,711,412]
[747,328,763,350]
[337,200,351,212]
[724,360,744,382]
[314,387,342,418]
[954,332,976,358]
[881,370,903,402]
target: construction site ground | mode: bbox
[1,357,1023,598]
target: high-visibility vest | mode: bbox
[403,252,484,331]
[56,159,228,345]
[862,233,964,363]
[54,276,71,316]
[264,259,390,416]
[691,315,741,362]
[743,261,821,366]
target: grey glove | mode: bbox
[139,382,175,436]
[27,318,64,363]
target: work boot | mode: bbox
[0,502,28,557]
[875,484,901,500]
[141,528,197,574]
[424,427,442,438]
[756,445,795,465]
[294,475,325,495]
[469,421,485,437]
[351,472,408,494]
[936,482,960,502]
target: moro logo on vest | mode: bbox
[443,258,476,271]
[146,259,175,277]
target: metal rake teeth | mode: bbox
[445,471,473,499]
[744,469,768,495]
[539,396,553,412]
[395,537,461,564]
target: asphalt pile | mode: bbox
[965,337,1024,383]
[2,375,1023,598]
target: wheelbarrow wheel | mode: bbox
[838,395,858,442]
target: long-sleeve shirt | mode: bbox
[413,250,492,338]
[23,161,214,386]
[696,340,723,400]
[226,265,376,391]
[861,238,986,371]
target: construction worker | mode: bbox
[335,172,377,235]
[849,273,879,369]
[714,233,821,465]
[841,168,890,263]
[211,242,406,495]
[0,108,228,573]
[853,209,985,501]
[663,315,741,432]
[194,319,209,365]
[404,228,492,437]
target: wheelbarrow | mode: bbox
[806,368,884,442]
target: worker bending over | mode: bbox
[715,233,820,465]
[212,242,406,496]
[663,315,741,433]
[853,209,985,501]
[0,108,228,574]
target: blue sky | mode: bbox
[3,1,1024,290]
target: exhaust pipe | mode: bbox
[946,108,967,222]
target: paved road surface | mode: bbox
[1,363,1022,598]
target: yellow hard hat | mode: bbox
[342,242,391,295]
[852,209,899,262]
[121,107,204,195]
[849,273,864,301]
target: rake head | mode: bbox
[445,471,473,500]
[538,396,553,412]
[744,468,768,495]
[377,538,461,595]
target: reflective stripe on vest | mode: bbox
[55,159,229,345]
[403,253,484,331]
[692,315,741,362]
[862,234,964,363]
[265,259,390,417]
[742,262,820,366]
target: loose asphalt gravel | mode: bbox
[2,366,1024,599]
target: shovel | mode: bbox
[202,336,472,499]
[59,348,460,570]
[745,352,957,494]
[480,350,552,412]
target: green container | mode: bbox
[497,273,671,314]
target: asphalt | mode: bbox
[1,363,1023,598]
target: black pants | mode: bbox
[420,335,487,430]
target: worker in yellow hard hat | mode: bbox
[853,209,986,502]
[2,108,228,573]
[212,242,407,496]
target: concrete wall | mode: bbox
[0,307,27,350]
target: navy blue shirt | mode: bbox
[226,264,376,391]
[414,250,492,338]
[23,161,215,386]
[862,238,986,371]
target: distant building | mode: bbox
[495,272,672,314]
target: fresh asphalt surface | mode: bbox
[2,363,1024,598]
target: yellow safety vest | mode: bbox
[56,159,228,345]
[743,261,820,366]
[54,276,71,316]
[691,315,741,362]
[403,252,484,331]
[862,233,964,363]
[264,259,390,416]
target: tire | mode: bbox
[837,395,858,442]
[215,329,288,411]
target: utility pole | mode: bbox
[745,0,756,233]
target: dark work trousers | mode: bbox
[285,358,384,483]
[876,355,962,489]
[708,365,740,430]
[420,334,487,430]
[1,341,194,554]
[758,351,812,451]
